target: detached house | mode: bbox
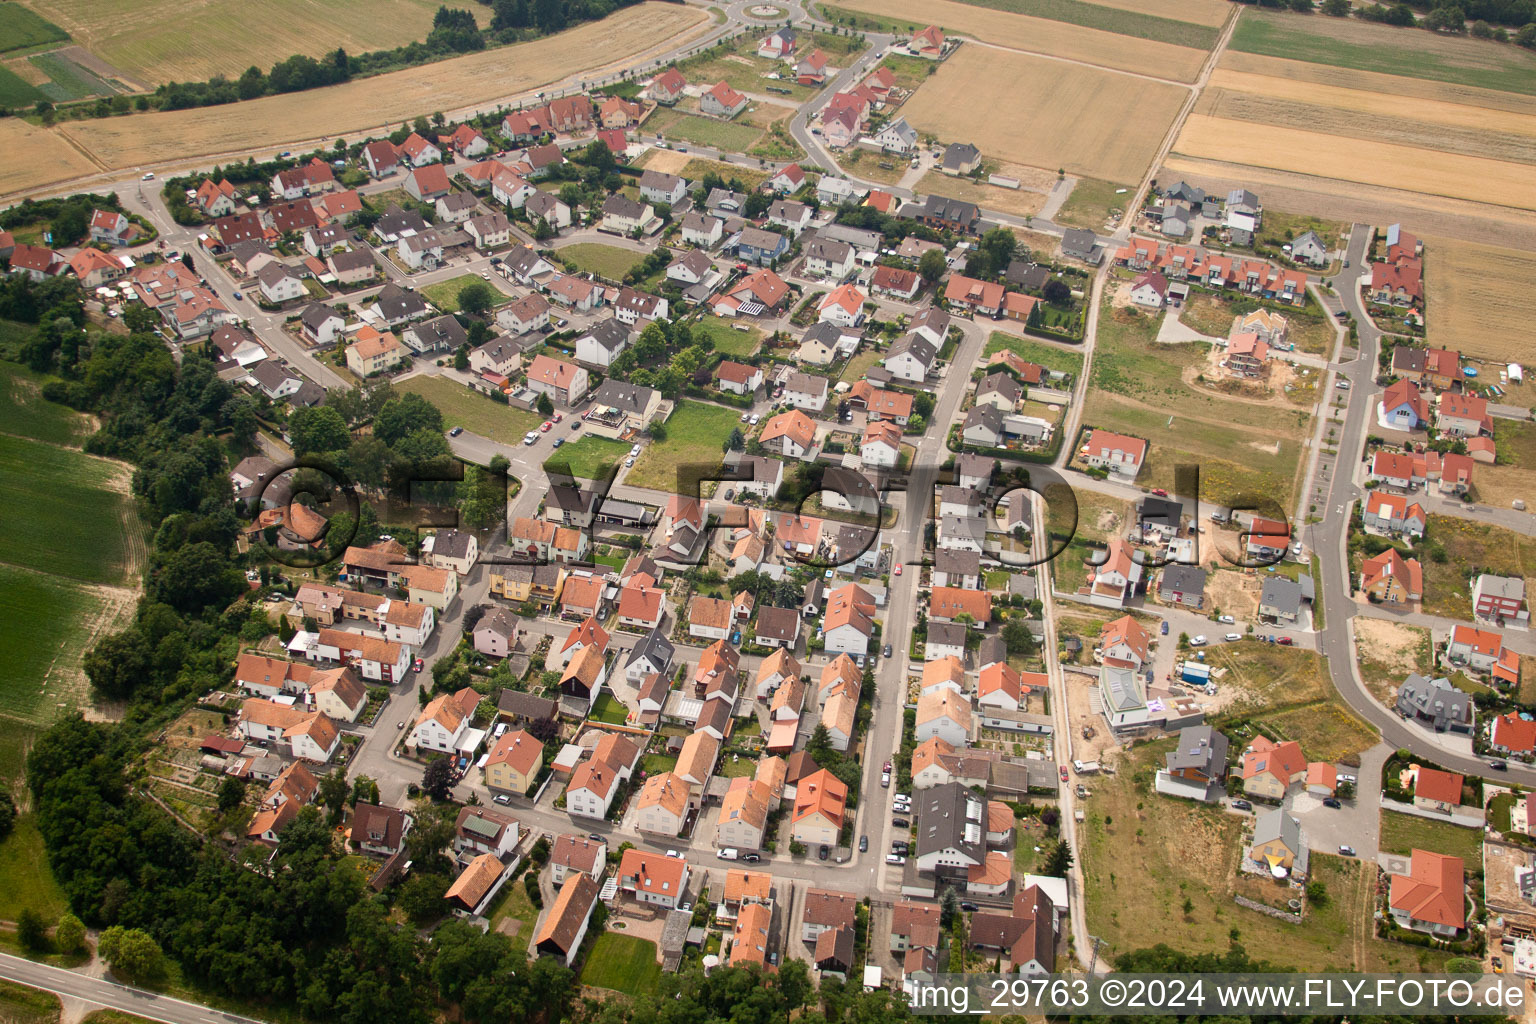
[1081,429,1146,479]
[700,81,749,119]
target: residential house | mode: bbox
[716,361,763,395]
[700,81,748,118]
[1381,379,1431,431]
[409,687,479,753]
[861,420,902,469]
[351,802,412,857]
[346,328,404,377]
[1157,564,1207,609]
[941,143,982,176]
[760,409,817,459]
[638,170,688,206]
[1248,808,1302,872]
[871,117,918,155]
[1081,429,1147,478]
[1240,736,1308,801]
[635,771,691,838]
[601,195,657,235]
[484,729,544,795]
[526,355,589,405]
[650,67,687,104]
[1436,393,1491,437]
[1396,674,1473,733]
[1412,767,1464,814]
[681,212,724,248]
[734,226,790,266]
[327,248,376,286]
[790,769,847,847]
[1474,574,1527,624]
[1389,850,1465,937]
[871,265,921,300]
[884,332,938,384]
[910,24,945,56]
[1360,548,1422,604]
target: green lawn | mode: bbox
[485,875,540,956]
[1380,808,1484,863]
[958,0,1218,47]
[421,274,503,314]
[0,64,46,106]
[0,981,60,1024]
[544,435,628,481]
[625,400,741,493]
[81,1012,160,1024]
[642,752,678,774]
[985,332,1084,378]
[590,693,630,726]
[0,815,68,923]
[557,243,645,282]
[578,932,662,996]
[0,4,69,52]
[1053,176,1131,232]
[397,375,542,450]
[1230,9,1536,96]
[645,108,764,155]
[689,315,761,358]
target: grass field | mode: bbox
[0,433,132,584]
[1421,514,1536,620]
[578,932,661,995]
[1229,8,1536,97]
[689,315,761,357]
[544,435,628,480]
[0,3,69,52]
[589,693,630,725]
[485,870,539,956]
[625,400,739,492]
[1478,418,1536,509]
[1082,739,1439,971]
[421,274,503,314]
[1053,175,1133,232]
[985,331,1084,377]
[1178,291,1334,358]
[825,0,1211,81]
[1379,808,1484,863]
[17,4,710,196]
[397,375,542,450]
[645,107,768,156]
[0,980,61,1024]
[1422,236,1536,362]
[0,815,68,923]
[1172,114,1536,213]
[957,0,1221,47]
[1080,294,1310,507]
[902,48,1187,183]
[557,242,646,282]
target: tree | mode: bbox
[536,392,554,416]
[0,785,16,842]
[16,909,48,952]
[123,303,160,333]
[51,203,89,247]
[54,913,85,955]
[289,403,351,455]
[1306,880,1329,906]
[1042,278,1072,305]
[1425,4,1466,29]
[457,281,496,316]
[939,886,961,925]
[1181,896,1194,917]
[1320,0,1351,12]
[1518,22,1536,46]
[218,776,247,812]
[423,757,456,801]
[918,248,947,283]
[352,775,381,806]
[319,768,350,819]
[1044,837,1073,877]
[97,926,164,982]
[726,427,745,451]
[1002,618,1036,656]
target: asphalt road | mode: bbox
[0,953,270,1024]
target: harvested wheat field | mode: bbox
[0,119,101,197]
[22,0,482,86]
[41,4,707,191]
[1198,75,1536,165]
[829,0,1210,81]
[1172,115,1536,212]
[903,47,1186,183]
[1158,156,1536,250]
[1423,237,1536,361]
[1219,51,1536,115]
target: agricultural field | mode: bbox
[0,362,142,787]
[17,4,710,195]
[397,375,542,449]
[901,48,1187,184]
[1171,115,1536,213]
[0,117,102,197]
[29,48,120,101]
[1229,9,1536,96]
[957,0,1222,47]
[1081,739,1438,972]
[0,981,61,1024]
[0,3,69,53]
[1421,514,1536,620]
[914,168,1047,220]
[0,62,46,105]
[544,435,628,481]
[1081,293,1311,506]
[16,0,484,85]
[625,400,740,492]
[823,0,1212,81]
[1422,236,1536,363]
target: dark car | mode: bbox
[891,841,909,854]
[1231,799,1252,811]
[818,844,830,861]
[959,902,979,912]
[588,833,603,842]
[449,426,463,437]
[1489,760,1509,771]
[742,852,761,862]
[1323,797,1342,809]
[883,643,893,658]
[858,835,869,852]
[892,817,909,828]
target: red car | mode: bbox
[1152,488,1168,497]
[893,564,902,576]
[1060,766,1069,783]
[1277,636,1294,646]
[553,412,563,422]
[540,421,553,432]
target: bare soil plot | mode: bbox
[42,4,708,189]
[1422,236,1536,363]
[1354,618,1433,705]
[1201,567,1260,620]
[901,47,1187,183]
[1172,114,1536,213]
[826,0,1210,81]
[631,148,691,175]
[1157,155,1536,252]
[914,169,1046,220]
[21,0,483,85]
[0,117,100,196]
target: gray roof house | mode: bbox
[1163,724,1228,786]
[1226,188,1260,216]
[1258,577,1304,623]
[1060,228,1101,265]
[1289,230,1329,267]
[941,142,981,175]
[1163,181,1205,204]
[402,314,468,354]
[1250,807,1304,869]
[1396,673,1474,733]
[1157,564,1207,609]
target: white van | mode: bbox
[717,848,740,860]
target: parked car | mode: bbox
[1160,620,1169,635]
[449,426,463,437]
[1060,766,1069,782]
[717,848,740,860]
[1231,799,1252,811]
[894,564,902,576]
[413,657,424,672]
[629,444,641,456]
[891,817,909,828]
[1339,845,1356,856]
[742,852,761,862]
[883,643,893,658]
[665,850,681,858]
[858,835,869,853]
[540,421,553,432]
[881,771,891,788]
[1323,797,1342,809]
[233,291,243,300]
[523,431,538,445]
[1276,636,1294,646]
[885,854,906,865]
[1189,635,1207,647]
[1225,633,1242,642]
[1489,760,1509,771]
[818,844,829,861]
[1218,614,1235,624]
